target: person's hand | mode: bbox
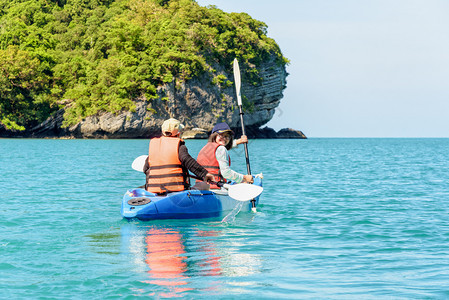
[236,135,248,145]
[242,175,254,184]
[204,173,215,183]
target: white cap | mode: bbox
[161,118,184,136]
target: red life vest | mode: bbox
[196,142,230,189]
[146,136,188,194]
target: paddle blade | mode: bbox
[233,58,242,106]
[226,183,263,202]
[132,155,148,172]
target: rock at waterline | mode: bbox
[181,128,209,139]
[276,128,307,139]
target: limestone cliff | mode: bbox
[28,58,294,139]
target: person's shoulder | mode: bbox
[215,145,228,154]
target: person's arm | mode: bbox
[143,157,149,174]
[215,146,244,183]
[178,144,209,179]
[142,156,150,190]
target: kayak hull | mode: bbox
[121,178,262,221]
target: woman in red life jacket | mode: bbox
[196,122,253,189]
[144,118,214,194]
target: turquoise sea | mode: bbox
[1,138,449,299]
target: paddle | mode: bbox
[225,182,263,202]
[131,155,148,172]
[233,58,257,211]
[186,173,263,201]
[131,155,263,202]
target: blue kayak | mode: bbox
[121,177,262,220]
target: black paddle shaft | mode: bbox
[238,104,256,210]
[238,105,252,175]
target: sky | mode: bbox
[196,0,449,137]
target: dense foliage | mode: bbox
[0,0,287,130]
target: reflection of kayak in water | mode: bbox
[121,177,262,221]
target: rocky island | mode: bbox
[0,0,306,139]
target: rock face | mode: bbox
[181,128,209,139]
[7,58,306,139]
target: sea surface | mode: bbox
[1,138,449,299]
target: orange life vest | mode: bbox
[196,142,230,189]
[146,136,188,194]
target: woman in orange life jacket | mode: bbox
[196,122,253,189]
[143,118,214,194]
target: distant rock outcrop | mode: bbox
[276,128,307,139]
[230,126,307,139]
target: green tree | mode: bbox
[0,0,288,130]
[0,46,53,130]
